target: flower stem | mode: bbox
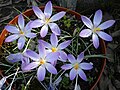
[74,75,78,90]
[23,39,31,53]
[24,76,33,90]
[53,70,66,84]
[8,67,19,90]
[5,63,16,74]
[39,81,47,90]
[50,73,52,86]
[83,43,93,53]
[6,71,23,78]
[79,37,91,55]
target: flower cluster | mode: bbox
[3,1,115,90]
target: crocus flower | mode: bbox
[31,1,66,37]
[5,14,36,50]
[7,53,30,71]
[7,53,23,63]
[39,33,71,62]
[61,52,93,81]
[23,43,59,81]
[79,10,115,48]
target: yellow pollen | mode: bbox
[20,30,24,35]
[93,28,101,32]
[45,18,51,24]
[74,63,79,70]
[40,59,46,65]
[51,47,57,52]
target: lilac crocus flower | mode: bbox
[31,1,66,37]
[7,53,30,71]
[61,52,93,81]
[23,43,59,81]
[39,34,71,62]
[79,10,115,48]
[5,14,36,50]
[7,53,23,63]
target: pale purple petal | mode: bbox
[21,57,30,71]
[18,14,24,30]
[38,40,52,48]
[79,29,92,37]
[37,66,46,81]
[49,23,61,35]
[30,19,44,28]
[24,21,33,31]
[77,52,84,63]
[92,34,99,49]
[18,37,25,50]
[38,43,45,57]
[61,64,72,70]
[70,68,77,80]
[58,40,71,49]
[25,33,36,38]
[50,33,58,47]
[45,63,57,74]
[5,34,19,42]
[67,54,76,64]
[5,25,19,33]
[98,20,115,30]
[93,10,102,27]
[40,25,48,37]
[46,52,59,63]
[23,62,39,71]
[80,63,93,70]
[7,53,23,63]
[81,15,93,29]
[78,69,87,81]
[25,50,39,61]
[97,31,112,41]
[50,11,66,22]
[22,57,30,65]
[32,6,45,19]
[59,51,67,62]
[44,1,52,18]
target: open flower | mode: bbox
[61,52,93,81]
[39,33,71,62]
[5,14,36,50]
[79,10,115,48]
[23,43,59,81]
[31,1,66,37]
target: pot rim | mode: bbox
[0,6,106,90]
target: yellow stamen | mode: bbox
[51,47,57,52]
[74,63,79,70]
[93,28,101,32]
[45,18,51,24]
[40,59,46,65]
[20,30,24,35]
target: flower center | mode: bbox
[20,30,24,35]
[51,47,57,52]
[93,27,101,32]
[45,18,51,24]
[74,63,79,70]
[40,59,46,65]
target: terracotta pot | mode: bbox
[0,6,106,90]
